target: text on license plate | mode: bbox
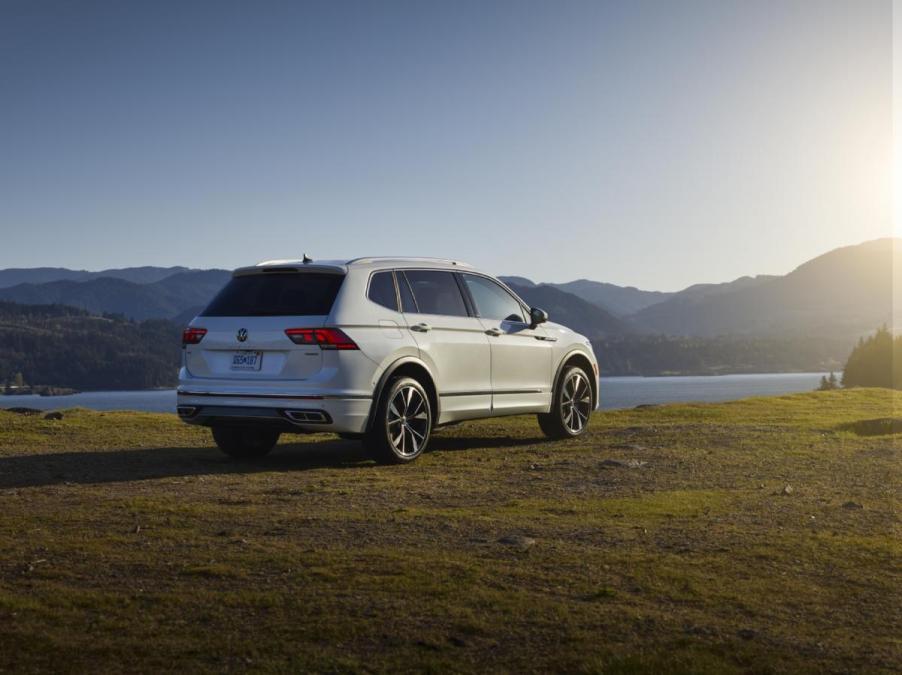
[231,351,263,371]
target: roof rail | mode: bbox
[345,256,473,267]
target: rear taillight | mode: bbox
[285,327,358,350]
[182,327,207,345]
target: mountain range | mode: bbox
[0,238,896,343]
[503,238,899,342]
[0,266,206,288]
[627,239,898,339]
[0,269,231,321]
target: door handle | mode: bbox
[410,322,431,333]
[484,327,502,337]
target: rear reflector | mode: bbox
[285,328,359,350]
[182,327,207,345]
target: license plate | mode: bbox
[231,351,263,371]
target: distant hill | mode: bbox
[1,237,896,342]
[148,269,233,311]
[0,268,92,288]
[0,270,231,321]
[498,276,536,288]
[547,279,672,316]
[0,302,180,390]
[630,238,900,339]
[667,275,777,303]
[506,282,627,338]
[504,275,775,318]
[593,334,848,376]
[0,265,207,289]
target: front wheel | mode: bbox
[211,427,280,459]
[537,366,593,439]
[364,376,432,464]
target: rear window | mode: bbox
[201,273,344,317]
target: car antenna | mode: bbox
[302,253,313,264]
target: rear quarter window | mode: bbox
[367,271,398,311]
[201,273,344,317]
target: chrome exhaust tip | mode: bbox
[282,409,330,424]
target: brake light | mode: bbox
[285,328,358,350]
[182,327,207,345]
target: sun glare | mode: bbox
[895,0,902,236]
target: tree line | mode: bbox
[834,326,901,389]
[0,302,181,391]
[0,301,895,392]
[593,334,847,377]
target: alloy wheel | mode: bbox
[561,370,591,433]
[387,385,430,457]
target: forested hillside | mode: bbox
[0,303,180,391]
[593,334,849,376]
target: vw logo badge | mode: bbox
[236,328,248,343]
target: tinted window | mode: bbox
[404,270,469,317]
[462,274,525,323]
[397,272,418,313]
[202,273,343,317]
[367,271,397,311]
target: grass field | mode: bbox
[0,389,899,673]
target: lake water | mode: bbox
[2,373,827,414]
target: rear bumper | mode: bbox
[176,390,372,434]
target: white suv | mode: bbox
[177,257,599,463]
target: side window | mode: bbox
[397,272,418,313]
[403,270,469,317]
[367,271,397,311]
[462,274,525,323]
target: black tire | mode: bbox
[211,426,280,459]
[364,376,432,464]
[537,365,593,439]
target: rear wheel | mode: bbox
[364,376,432,464]
[537,365,593,439]
[211,426,280,459]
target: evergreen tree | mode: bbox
[817,372,840,391]
[841,327,901,389]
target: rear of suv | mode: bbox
[178,257,599,463]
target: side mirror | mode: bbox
[529,307,548,329]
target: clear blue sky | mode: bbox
[0,0,891,291]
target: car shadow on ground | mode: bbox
[0,433,546,490]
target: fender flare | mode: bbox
[552,348,598,410]
[365,355,440,432]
